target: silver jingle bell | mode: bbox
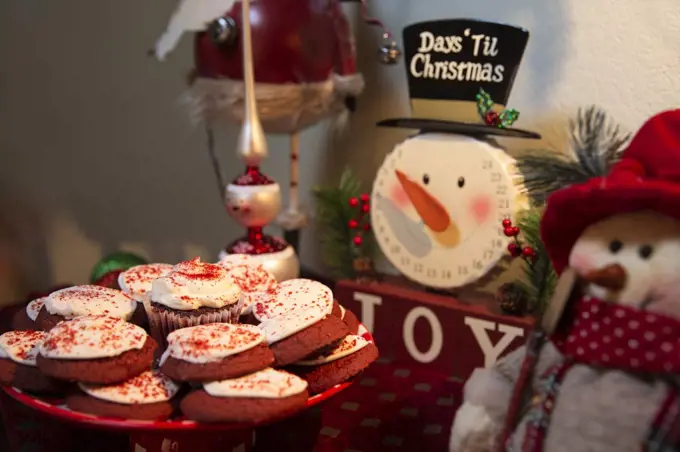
[208,16,238,46]
[379,40,401,65]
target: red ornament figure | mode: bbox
[154,0,398,239]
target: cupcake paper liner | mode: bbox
[145,297,243,350]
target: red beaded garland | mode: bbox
[361,203,370,213]
[348,219,358,229]
[359,193,370,203]
[349,197,359,207]
[353,235,363,246]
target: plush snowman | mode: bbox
[450,109,680,452]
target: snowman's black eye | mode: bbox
[422,174,430,185]
[608,240,623,253]
[457,177,465,188]
[639,245,654,260]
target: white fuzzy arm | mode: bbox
[449,342,564,452]
[154,0,237,60]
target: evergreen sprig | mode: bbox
[312,168,374,278]
[517,106,630,203]
[516,206,557,314]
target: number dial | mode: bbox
[371,133,524,289]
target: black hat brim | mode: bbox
[377,118,541,139]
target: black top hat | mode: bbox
[378,19,540,139]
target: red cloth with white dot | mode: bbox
[551,295,680,373]
[520,295,680,452]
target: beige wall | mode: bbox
[1,0,679,304]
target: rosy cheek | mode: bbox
[391,183,411,208]
[569,251,596,273]
[470,195,491,224]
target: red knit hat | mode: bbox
[541,109,680,274]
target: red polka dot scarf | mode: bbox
[521,295,680,451]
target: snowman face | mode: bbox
[569,211,680,318]
[371,133,523,288]
[225,183,281,228]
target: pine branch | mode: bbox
[517,106,630,203]
[312,168,374,278]
[518,206,557,314]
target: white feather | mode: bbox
[154,0,237,60]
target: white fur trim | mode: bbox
[449,403,498,452]
[182,74,365,134]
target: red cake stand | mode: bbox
[2,327,373,452]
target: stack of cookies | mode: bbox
[0,255,377,424]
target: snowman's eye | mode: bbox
[422,174,430,185]
[457,177,465,188]
[608,240,623,253]
[639,245,654,260]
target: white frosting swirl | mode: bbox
[26,297,47,322]
[118,263,173,303]
[159,323,264,365]
[0,331,48,367]
[296,335,369,366]
[253,279,333,321]
[258,305,326,344]
[79,370,180,405]
[150,258,242,311]
[217,254,257,270]
[226,263,278,315]
[203,368,308,399]
[45,286,137,320]
[338,304,346,320]
[39,315,148,359]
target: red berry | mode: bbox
[484,111,500,127]
[522,246,536,258]
[511,226,520,236]
[353,235,363,246]
[508,243,521,257]
[502,218,512,228]
[360,193,370,203]
[503,227,515,237]
[361,203,370,213]
[348,219,358,229]
[363,223,371,231]
[349,197,359,207]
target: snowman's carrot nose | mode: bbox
[583,264,627,291]
[394,170,451,233]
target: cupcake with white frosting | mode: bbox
[118,263,173,305]
[225,262,278,318]
[148,258,243,345]
[36,285,140,331]
[0,330,64,393]
[12,296,47,330]
[118,263,173,328]
[67,370,180,420]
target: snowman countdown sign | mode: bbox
[372,19,540,289]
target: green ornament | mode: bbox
[89,252,148,283]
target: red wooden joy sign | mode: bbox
[335,280,534,380]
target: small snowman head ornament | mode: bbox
[225,170,281,228]
[540,109,680,374]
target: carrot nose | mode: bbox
[395,170,451,232]
[583,264,627,291]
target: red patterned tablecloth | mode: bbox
[1,356,461,452]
